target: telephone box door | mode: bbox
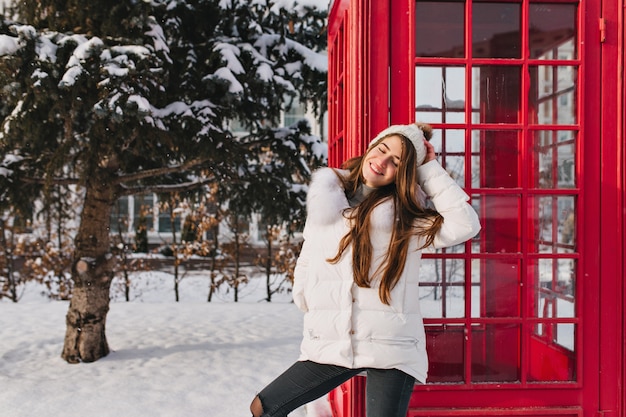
[326,0,625,415]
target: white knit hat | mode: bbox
[369,123,428,166]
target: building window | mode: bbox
[133,194,154,232]
[110,196,130,234]
[283,96,308,127]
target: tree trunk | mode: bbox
[0,218,18,302]
[207,223,220,302]
[265,229,272,302]
[61,178,116,363]
[234,227,240,303]
[171,208,180,302]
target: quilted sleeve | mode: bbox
[417,160,481,249]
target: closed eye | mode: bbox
[378,142,401,167]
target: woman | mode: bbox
[250,123,481,417]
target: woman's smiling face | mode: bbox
[361,134,403,188]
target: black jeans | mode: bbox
[256,360,416,417]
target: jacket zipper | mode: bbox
[369,336,418,345]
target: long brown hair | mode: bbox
[327,127,444,304]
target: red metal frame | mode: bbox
[327,0,391,168]
[326,0,624,416]
[621,6,625,404]
[327,0,347,168]
[597,1,625,416]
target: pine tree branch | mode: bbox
[20,176,80,186]
[19,158,209,187]
[113,158,210,185]
[118,177,215,197]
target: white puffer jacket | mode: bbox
[292,161,481,383]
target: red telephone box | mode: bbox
[327,0,625,416]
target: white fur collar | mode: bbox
[305,168,395,232]
[306,168,350,225]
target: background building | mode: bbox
[109,100,326,248]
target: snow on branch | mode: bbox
[0,154,24,178]
[0,34,19,55]
[145,17,171,58]
[254,34,327,73]
[210,67,244,94]
[59,37,104,88]
[219,0,329,15]
[214,42,244,75]
[270,0,329,14]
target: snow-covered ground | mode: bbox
[0,262,577,417]
[0,271,332,417]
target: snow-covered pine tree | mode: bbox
[0,0,327,363]
[247,120,325,301]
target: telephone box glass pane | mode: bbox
[529,323,577,381]
[472,2,521,58]
[472,66,521,124]
[529,195,577,253]
[430,129,466,188]
[529,66,578,125]
[535,322,576,350]
[529,3,577,59]
[531,130,577,189]
[471,130,521,188]
[529,255,577,381]
[472,323,521,382]
[419,258,466,318]
[533,258,576,320]
[426,325,465,383]
[416,66,466,124]
[470,259,481,317]
[415,1,465,58]
[470,200,482,254]
[472,195,521,253]
[472,258,521,318]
